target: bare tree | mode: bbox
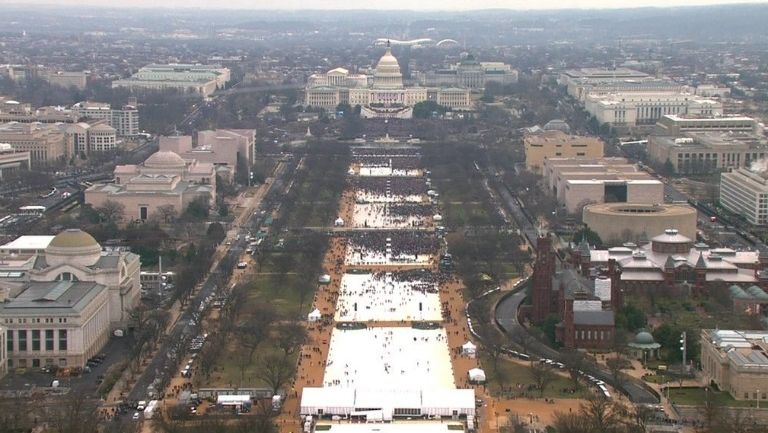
[156,204,178,223]
[255,353,296,396]
[529,358,556,397]
[560,349,586,389]
[96,200,125,224]
[237,304,278,384]
[273,322,307,358]
[50,391,100,433]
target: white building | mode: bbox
[306,43,472,118]
[0,229,141,369]
[72,101,140,137]
[585,92,723,128]
[112,64,230,97]
[720,168,768,226]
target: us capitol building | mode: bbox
[305,42,472,119]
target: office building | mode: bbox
[654,114,761,136]
[415,55,518,88]
[159,129,255,176]
[700,329,768,401]
[112,64,230,97]
[585,92,723,128]
[85,150,217,222]
[64,122,118,155]
[559,67,680,102]
[0,122,68,163]
[649,132,768,175]
[720,168,768,226]
[72,101,140,137]
[0,143,31,179]
[524,131,604,174]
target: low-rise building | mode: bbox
[654,114,761,136]
[0,122,68,163]
[0,143,31,179]
[159,129,255,176]
[720,168,768,226]
[541,157,662,213]
[649,132,768,175]
[524,131,604,174]
[700,329,768,401]
[583,203,698,245]
[85,150,216,221]
[112,64,230,97]
[585,92,723,128]
[573,229,768,296]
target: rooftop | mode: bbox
[0,281,105,315]
[0,235,55,251]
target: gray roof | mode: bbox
[573,310,615,326]
[556,269,595,298]
[0,281,106,315]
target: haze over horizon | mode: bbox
[9,0,768,10]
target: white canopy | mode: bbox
[318,274,331,284]
[468,368,486,383]
[334,217,345,226]
[307,309,322,321]
[433,214,443,221]
[461,341,477,357]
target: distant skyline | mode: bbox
[9,0,767,10]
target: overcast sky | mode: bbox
[12,0,765,10]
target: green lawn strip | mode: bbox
[668,387,756,408]
[480,355,589,399]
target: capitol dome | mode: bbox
[373,42,403,89]
[46,229,102,267]
[144,151,186,169]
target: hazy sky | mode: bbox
[12,0,766,10]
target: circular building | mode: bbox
[582,203,697,246]
[628,330,661,361]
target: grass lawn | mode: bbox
[642,374,665,384]
[481,355,590,399]
[668,387,756,408]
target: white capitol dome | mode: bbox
[373,42,403,89]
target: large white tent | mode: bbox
[300,387,355,416]
[421,389,476,417]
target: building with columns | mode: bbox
[700,329,768,401]
[0,229,140,369]
[306,43,472,118]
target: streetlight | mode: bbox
[757,389,760,409]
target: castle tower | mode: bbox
[531,235,556,324]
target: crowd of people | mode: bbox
[345,231,438,265]
[353,177,428,197]
[352,202,432,228]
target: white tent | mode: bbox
[334,217,345,226]
[468,368,486,383]
[433,214,443,221]
[461,341,477,358]
[318,274,331,284]
[307,309,322,322]
[300,387,355,416]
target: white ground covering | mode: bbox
[359,166,422,177]
[352,203,429,228]
[323,327,454,390]
[344,246,432,266]
[335,273,441,322]
[355,191,423,203]
[313,423,464,433]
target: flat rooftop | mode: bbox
[313,423,465,433]
[0,235,55,251]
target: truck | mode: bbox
[144,400,159,419]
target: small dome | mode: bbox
[144,151,185,168]
[634,331,655,345]
[651,228,692,244]
[49,229,99,249]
